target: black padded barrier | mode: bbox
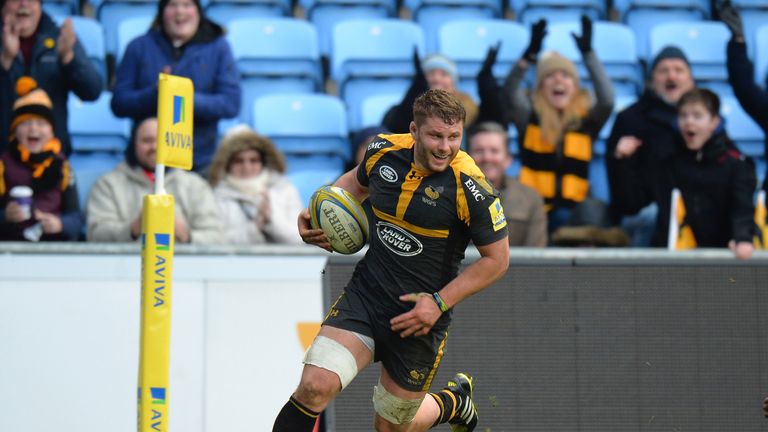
[322,250,768,432]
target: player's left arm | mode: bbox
[391,237,509,338]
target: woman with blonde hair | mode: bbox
[503,16,614,233]
[208,126,303,244]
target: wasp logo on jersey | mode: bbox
[377,222,423,256]
[422,185,443,207]
[379,165,398,183]
[489,198,507,231]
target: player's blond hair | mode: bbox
[413,89,466,127]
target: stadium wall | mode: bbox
[1,244,766,432]
[325,250,768,432]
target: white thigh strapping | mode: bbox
[372,381,423,425]
[303,335,359,389]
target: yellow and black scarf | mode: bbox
[9,138,70,193]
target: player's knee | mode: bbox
[303,335,359,389]
[294,374,338,409]
[372,382,422,427]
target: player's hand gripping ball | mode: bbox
[309,186,369,254]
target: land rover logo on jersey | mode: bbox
[377,222,423,256]
[379,165,398,183]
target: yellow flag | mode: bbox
[754,191,766,249]
[156,73,194,170]
[138,195,175,432]
[668,188,697,250]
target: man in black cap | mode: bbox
[605,45,695,246]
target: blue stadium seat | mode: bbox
[755,24,768,86]
[68,92,131,153]
[69,152,124,211]
[331,19,424,129]
[511,0,604,26]
[408,0,499,53]
[288,168,344,205]
[252,94,350,161]
[613,0,709,19]
[42,0,77,19]
[53,16,107,85]
[227,18,322,123]
[437,19,528,82]
[114,16,153,66]
[99,2,156,58]
[331,19,424,87]
[359,93,402,130]
[285,154,346,174]
[625,8,702,61]
[739,9,768,59]
[589,156,609,202]
[302,0,396,57]
[720,96,765,158]
[649,21,729,83]
[206,3,286,27]
[543,21,642,94]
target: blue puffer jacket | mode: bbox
[0,12,103,155]
[111,20,241,171]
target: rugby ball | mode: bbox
[309,186,369,254]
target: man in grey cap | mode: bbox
[605,45,695,247]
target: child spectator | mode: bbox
[614,88,757,259]
[0,77,81,241]
[0,0,102,154]
[111,0,241,174]
[207,126,303,244]
[86,117,223,244]
[502,16,614,233]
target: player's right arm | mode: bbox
[296,165,370,251]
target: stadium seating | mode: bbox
[288,168,344,205]
[114,16,153,66]
[739,9,768,58]
[98,2,156,59]
[510,0,604,26]
[42,0,78,19]
[613,0,710,20]
[331,19,425,130]
[437,19,528,83]
[720,96,765,159]
[625,8,703,61]
[359,93,401,130]
[252,94,350,167]
[407,0,500,53]
[69,152,124,210]
[755,24,768,87]
[54,16,107,85]
[205,0,289,26]
[227,17,322,123]
[649,21,730,83]
[68,92,131,153]
[543,21,642,94]
[301,0,396,57]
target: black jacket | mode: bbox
[0,13,103,155]
[606,90,680,220]
[727,40,768,190]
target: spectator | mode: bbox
[381,46,505,134]
[0,0,102,155]
[86,117,223,244]
[207,126,303,244]
[0,77,81,241]
[111,0,241,174]
[606,45,695,246]
[467,121,547,247]
[613,88,757,259]
[502,16,614,233]
[720,1,768,191]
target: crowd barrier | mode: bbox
[0,243,766,431]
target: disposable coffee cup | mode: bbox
[9,186,33,220]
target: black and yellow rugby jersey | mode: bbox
[349,132,508,310]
